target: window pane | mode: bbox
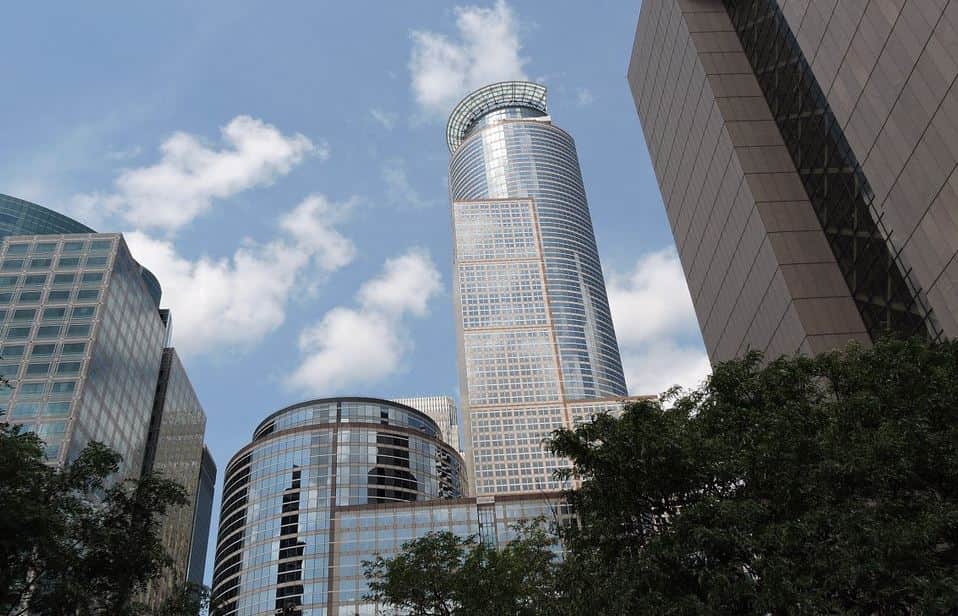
[66,324,90,337]
[6,327,30,340]
[1,344,25,358]
[42,308,66,321]
[36,326,60,339]
[1,260,23,271]
[26,363,50,376]
[46,290,70,303]
[53,273,76,286]
[80,273,103,285]
[50,381,76,394]
[31,343,55,357]
[12,309,36,322]
[28,259,51,270]
[0,276,19,287]
[62,241,84,252]
[56,362,81,375]
[34,244,56,254]
[11,402,39,418]
[61,342,86,355]
[18,291,41,304]
[6,244,28,255]
[24,275,47,287]
[71,307,95,320]
[76,290,99,302]
[43,402,71,417]
[56,257,80,269]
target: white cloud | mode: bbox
[409,0,527,115]
[607,247,711,395]
[286,248,442,394]
[576,88,595,107]
[125,194,356,356]
[77,115,317,232]
[370,108,399,130]
[382,159,433,208]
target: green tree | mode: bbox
[0,422,202,615]
[363,522,559,615]
[549,337,958,615]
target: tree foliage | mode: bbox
[365,339,958,615]
[549,337,958,615]
[0,423,204,615]
[363,522,559,616]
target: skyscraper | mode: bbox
[447,81,628,495]
[391,395,460,451]
[629,0,957,363]
[0,194,215,603]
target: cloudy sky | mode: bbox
[1,0,709,577]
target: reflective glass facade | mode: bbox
[211,398,467,615]
[448,82,627,495]
[391,395,461,452]
[0,234,165,474]
[142,348,212,608]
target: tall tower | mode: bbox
[628,0,954,363]
[448,81,628,496]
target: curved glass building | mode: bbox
[448,82,628,495]
[0,194,161,306]
[211,398,467,615]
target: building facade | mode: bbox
[447,81,629,496]
[210,398,468,615]
[629,0,957,363]
[142,348,214,606]
[0,194,215,600]
[391,395,460,452]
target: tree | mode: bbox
[363,523,560,615]
[0,423,202,615]
[548,337,958,615]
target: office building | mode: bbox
[391,395,460,451]
[0,194,215,601]
[210,397,468,614]
[142,348,215,606]
[447,81,629,495]
[629,0,957,363]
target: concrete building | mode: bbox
[391,395,460,451]
[447,81,630,495]
[629,0,955,363]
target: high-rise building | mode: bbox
[629,0,957,363]
[142,348,213,607]
[391,395,460,451]
[210,397,469,615]
[447,81,628,495]
[0,194,215,602]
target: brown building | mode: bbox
[629,0,957,362]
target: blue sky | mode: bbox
[1,0,708,580]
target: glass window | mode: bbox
[0,293,11,304]
[42,308,66,321]
[28,258,52,270]
[56,362,81,376]
[43,402,71,417]
[23,275,47,287]
[70,307,95,320]
[46,290,70,303]
[56,257,80,269]
[66,324,90,337]
[53,273,76,286]
[0,310,6,321]
[34,243,56,254]
[2,344,25,358]
[36,325,60,339]
[26,363,50,376]
[62,241,84,252]
[85,256,108,268]
[18,382,45,397]
[61,342,86,355]
[50,381,76,395]
[1,260,23,271]
[12,309,36,322]
[31,343,55,357]
[76,289,99,302]
[10,402,39,419]
[0,276,19,287]
[17,291,41,304]
[89,240,112,252]
[6,327,30,340]
[0,363,20,378]
[80,273,103,285]
[6,244,29,256]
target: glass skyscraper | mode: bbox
[447,81,628,495]
[0,194,215,605]
[391,395,460,452]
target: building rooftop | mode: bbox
[445,81,548,152]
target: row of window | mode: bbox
[0,360,83,378]
[0,271,104,288]
[0,288,100,305]
[0,306,95,323]
[4,322,92,341]
[1,255,109,272]
[3,239,112,256]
